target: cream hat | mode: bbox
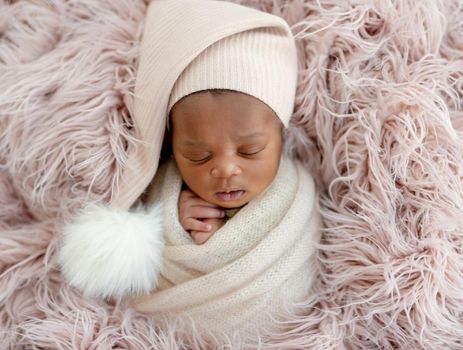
[167,27,297,126]
[117,0,298,209]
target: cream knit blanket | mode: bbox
[129,155,321,337]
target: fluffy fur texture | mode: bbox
[58,202,164,299]
[1,0,463,348]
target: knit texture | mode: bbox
[167,26,297,125]
[129,155,321,340]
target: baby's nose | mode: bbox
[210,161,242,178]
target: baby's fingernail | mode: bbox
[220,211,225,217]
[205,224,212,230]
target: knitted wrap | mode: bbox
[129,156,321,337]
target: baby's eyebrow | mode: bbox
[236,132,265,139]
[181,140,207,147]
[181,132,266,147]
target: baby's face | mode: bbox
[170,90,283,209]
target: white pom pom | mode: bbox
[58,202,164,299]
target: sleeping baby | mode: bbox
[58,0,321,341]
[168,89,284,245]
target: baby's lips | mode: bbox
[215,190,245,201]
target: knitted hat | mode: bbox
[167,27,297,126]
[116,0,298,209]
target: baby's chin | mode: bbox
[215,200,249,209]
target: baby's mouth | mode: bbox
[215,190,245,201]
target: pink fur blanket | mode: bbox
[1,0,463,348]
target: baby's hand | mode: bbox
[191,218,225,245]
[178,189,225,244]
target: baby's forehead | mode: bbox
[169,91,281,130]
[169,112,281,137]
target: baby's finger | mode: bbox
[181,217,212,233]
[190,231,213,245]
[189,206,225,219]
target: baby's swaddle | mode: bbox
[129,156,321,337]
